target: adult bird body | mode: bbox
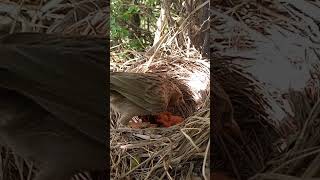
[110,72,185,125]
[0,33,108,180]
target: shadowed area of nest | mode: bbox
[212,80,241,138]
[212,57,281,180]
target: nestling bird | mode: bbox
[0,32,107,180]
[110,72,185,126]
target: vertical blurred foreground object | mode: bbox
[0,32,108,180]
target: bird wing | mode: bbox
[0,33,108,144]
[110,72,167,113]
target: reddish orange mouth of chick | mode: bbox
[156,112,183,127]
[129,112,183,128]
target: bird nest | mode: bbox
[212,57,282,179]
[248,80,320,179]
[211,0,320,179]
[110,1,210,179]
[110,8,211,177]
[110,46,210,179]
[0,0,108,36]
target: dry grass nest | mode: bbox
[110,46,210,180]
[110,2,210,178]
[211,0,320,179]
[0,0,108,36]
[212,56,282,180]
[110,1,210,179]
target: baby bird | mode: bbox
[110,72,185,126]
